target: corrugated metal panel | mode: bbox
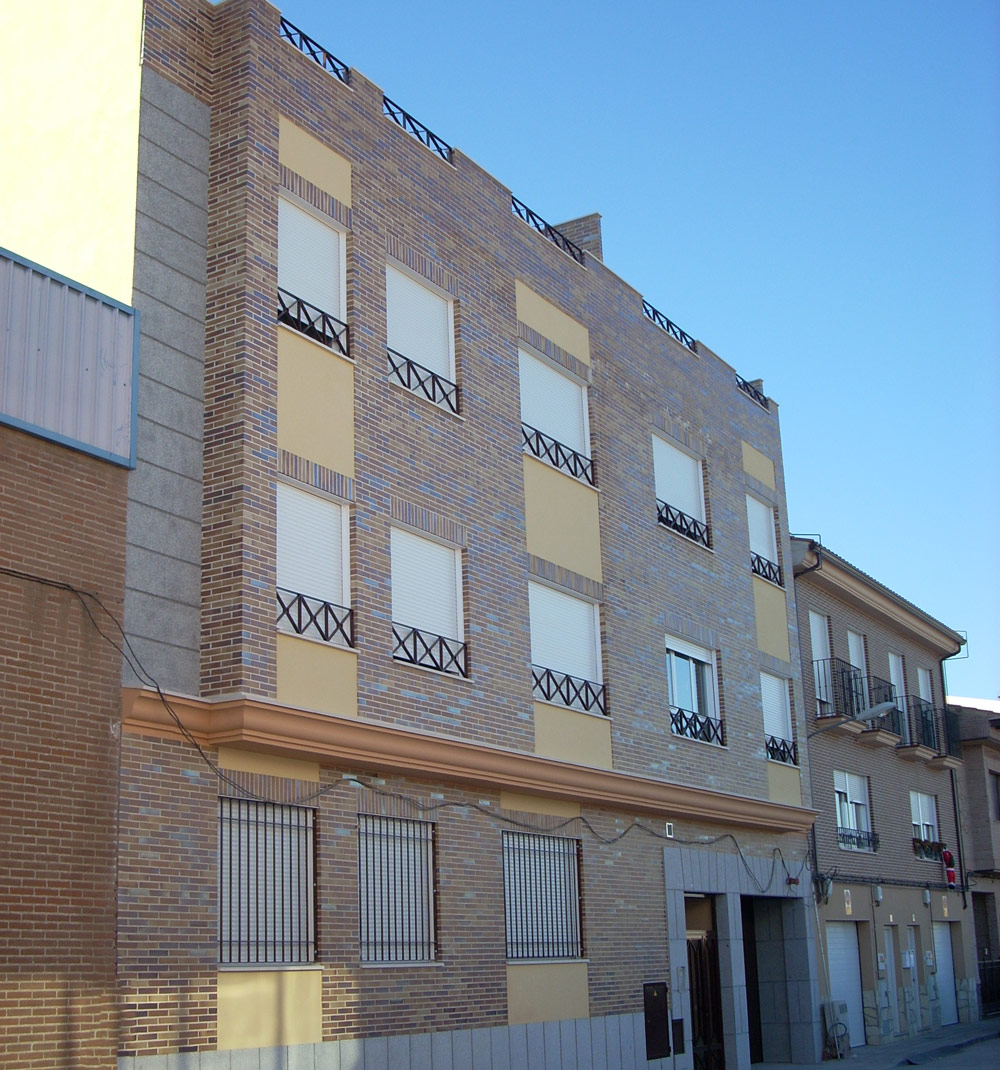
[0,248,137,466]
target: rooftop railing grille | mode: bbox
[511,197,585,264]
[736,373,770,410]
[641,300,697,352]
[383,97,453,163]
[279,17,350,84]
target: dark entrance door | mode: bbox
[741,897,763,1063]
[687,930,725,1070]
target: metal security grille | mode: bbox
[218,799,315,965]
[502,831,582,960]
[358,816,436,962]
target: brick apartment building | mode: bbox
[790,538,974,1053]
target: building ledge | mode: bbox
[896,743,937,763]
[926,753,963,771]
[857,728,901,749]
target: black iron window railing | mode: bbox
[944,707,962,758]
[383,96,453,163]
[393,622,468,677]
[750,552,783,586]
[766,734,798,765]
[837,826,879,852]
[219,798,315,965]
[277,587,354,647]
[813,656,867,720]
[907,696,939,750]
[511,197,585,264]
[521,423,594,485]
[641,299,697,353]
[279,17,350,84]
[278,287,350,357]
[503,831,582,960]
[532,664,606,716]
[656,499,710,548]
[387,347,459,414]
[735,373,770,410]
[670,705,726,746]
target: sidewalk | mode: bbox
[755,1017,1000,1070]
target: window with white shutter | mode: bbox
[910,792,939,845]
[390,528,467,676]
[652,436,709,546]
[275,483,353,646]
[666,636,724,745]
[519,349,593,484]
[834,771,878,851]
[528,581,604,714]
[746,494,781,584]
[761,671,796,764]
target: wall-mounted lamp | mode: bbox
[874,885,883,905]
[922,887,932,907]
[807,701,895,739]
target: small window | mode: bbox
[528,581,604,714]
[359,815,436,962]
[834,771,877,852]
[652,436,709,547]
[218,798,315,965]
[761,672,796,764]
[519,349,593,484]
[386,265,457,412]
[746,494,781,585]
[666,636,723,745]
[502,831,582,960]
[910,791,939,842]
[992,772,1000,821]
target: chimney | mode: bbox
[554,213,603,262]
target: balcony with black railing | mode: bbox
[736,373,770,410]
[383,96,454,164]
[277,587,354,647]
[750,552,783,586]
[532,664,606,716]
[837,826,879,852]
[765,734,798,765]
[907,695,939,751]
[859,675,906,740]
[944,707,962,759]
[278,288,350,357]
[521,423,594,485]
[278,17,350,84]
[670,705,726,746]
[656,499,710,548]
[392,623,468,677]
[641,299,698,353]
[387,348,459,414]
[511,197,585,264]
[813,656,866,721]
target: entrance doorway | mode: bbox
[686,895,725,1070]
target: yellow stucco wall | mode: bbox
[217,969,322,1050]
[506,962,590,1025]
[279,117,352,206]
[276,634,358,718]
[0,1,142,302]
[515,281,590,364]
[278,328,355,476]
[500,791,581,818]
[534,702,612,768]
[752,577,791,661]
[741,440,776,489]
[767,761,802,807]
[217,746,320,782]
[523,457,602,582]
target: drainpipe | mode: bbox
[791,535,824,578]
[941,655,969,910]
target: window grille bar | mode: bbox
[765,734,798,765]
[669,705,726,746]
[383,96,454,163]
[510,197,585,264]
[386,347,460,414]
[279,17,351,83]
[503,831,582,960]
[277,587,354,647]
[750,552,783,586]
[531,664,606,716]
[735,373,770,410]
[656,499,711,547]
[277,287,350,357]
[837,826,880,851]
[641,299,697,353]
[521,423,594,485]
[392,623,468,677]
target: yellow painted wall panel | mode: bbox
[500,792,581,818]
[217,969,322,1049]
[767,761,802,807]
[534,702,612,768]
[279,117,352,206]
[741,440,776,489]
[276,634,358,718]
[217,746,320,782]
[523,457,602,582]
[506,962,589,1025]
[753,577,790,662]
[278,329,355,477]
[515,281,589,364]
[0,1,142,301]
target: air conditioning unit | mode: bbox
[822,1000,850,1059]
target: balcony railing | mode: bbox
[735,373,770,410]
[913,838,945,861]
[864,675,906,736]
[383,96,453,163]
[765,734,798,765]
[813,656,867,720]
[944,707,962,758]
[511,197,585,264]
[670,705,726,746]
[387,348,459,414]
[392,623,468,677]
[837,826,879,852]
[278,288,350,357]
[521,423,594,485]
[641,299,697,353]
[907,696,939,750]
[656,499,710,548]
[750,552,783,586]
[279,17,350,84]
[277,587,354,647]
[532,664,606,715]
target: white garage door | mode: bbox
[827,922,866,1047]
[932,922,958,1026]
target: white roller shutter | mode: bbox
[932,922,958,1026]
[386,265,453,379]
[760,671,792,741]
[652,436,703,521]
[826,922,866,1047]
[278,199,343,319]
[276,483,346,606]
[528,581,600,683]
[390,528,461,640]
[518,349,588,456]
[746,494,777,561]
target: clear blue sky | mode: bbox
[286,0,1000,699]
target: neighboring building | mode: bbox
[791,538,973,1054]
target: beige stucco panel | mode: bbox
[217,745,320,782]
[278,329,355,477]
[217,969,322,1049]
[753,577,790,661]
[279,116,352,206]
[523,457,602,582]
[276,634,358,718]
[506,961,589,1025]
[766,761,802,807]
[0,1,142,302]
[515,280,590,364]
[534,702,612,769]
[500,791,581,818]
[741,440,776,489]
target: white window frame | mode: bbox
[847,629,870,709]
[518,348,591,473]
[910,791,939,843]
[652,436,705,522]
[385,262,456,383]
[746,493,778,565]
[278,195,347,323]
[502,830,582,961]
[834,771,874,851]
[809,610,833,717]
[917,667,934,705]
[665,636,718,723]
[761,671,794,761]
